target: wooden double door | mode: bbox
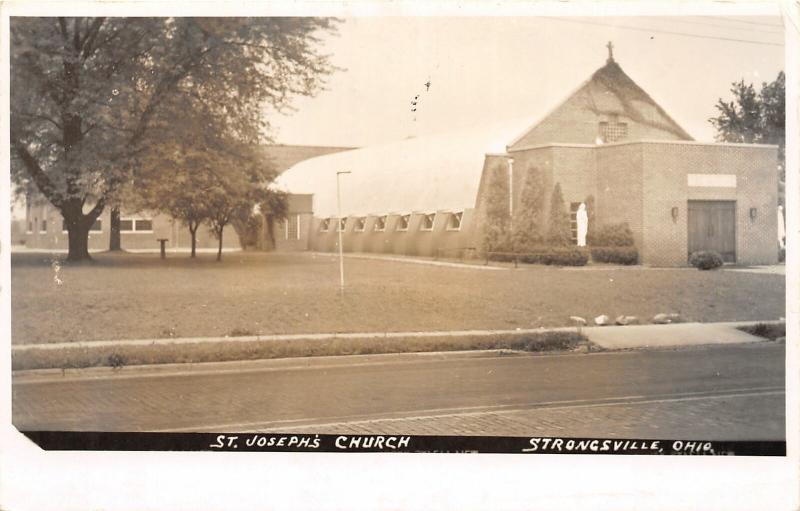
[687,200,736,263]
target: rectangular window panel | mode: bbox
[599,121,628,143]
[397,215,410,231]
[40,220,47,233]
[421,213,435,231]
[135,219,153,231]
[354,217,366,232]
[120,219,134,232]
[90,220,102,232]
[447,212,463,231]
[570,203,580,243]
[287,214,299,240]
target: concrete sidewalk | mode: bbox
[12,320,776,354]
[582,322,769,350]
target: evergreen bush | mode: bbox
[590,246,639,265]
[547,183,572,245]
[512,166,546,250]
[689,250,724,270]
[482,162,511,254]
[591,223,635,247]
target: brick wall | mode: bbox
[24,204,240,251]
[508,79,688,151]
[595,144,646,252]
[640,142,778,266]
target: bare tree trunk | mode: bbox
[216,227,223,262]
[109,207,122,251]
[266,215,276,250]
[189,223,198,258]
[65,220,92,262]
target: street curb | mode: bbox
[11,320,783,353]
[11,320,782,374]
[12,349,529,380]
[12,327,580,352]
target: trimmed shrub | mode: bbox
[689,250,724,270]
[518,246,589,266]
[591,223,635,247]
[590,246,639,265]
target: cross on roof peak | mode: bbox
[606,41,614,62]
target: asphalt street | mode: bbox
[12,343,785,440]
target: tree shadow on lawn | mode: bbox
[10,251,320,270]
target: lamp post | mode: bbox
[507,156,515,257]
[336,170,351,296]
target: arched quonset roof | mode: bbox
[277,57,693,218]
[274,118,534,218]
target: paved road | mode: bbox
[12,343,785,440]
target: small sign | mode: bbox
[687,174,737,188]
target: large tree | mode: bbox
[709,71,785,182]
[10,17,336,261]
[133,93,279,258]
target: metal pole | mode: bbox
[336,171,351,295]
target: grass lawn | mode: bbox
[11,251,785,344]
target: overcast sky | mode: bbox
[269,15,785,148]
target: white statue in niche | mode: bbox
[576,202,589,247]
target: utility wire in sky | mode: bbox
[713,16,785,28]
[663,17,783,34]
[546,17,784,47]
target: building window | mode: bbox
[354,217,366,232]
[337,217,348,232]
[40,220,47,233]
[374,215,387,232]
[320,218,331,232]
[121,218,153,232]
[27,221,33,234]
[570,202,581,244]
[135,219,153,232]
[599,118,628,143]
[285,214,300,240]
[446,212,463,231]
[420,213,435,231]
[397,214,410,232]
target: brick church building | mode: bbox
[274,48,779,266]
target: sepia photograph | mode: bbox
[1,1,798,509]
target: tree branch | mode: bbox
[58,18,69,42]
[87,195,106,220]
[11,138,64,208]
[80,17,106,60]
